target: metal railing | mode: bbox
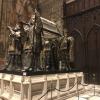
[78,73,100,100]
[38,76,78,100]
[38,90,49,100]
[38,82,77,100]
[55,82,77,92]
[38,73,100,100]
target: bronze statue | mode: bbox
[28,9,43,71]
[6,25,23,71]
[4,9,74,73]
[47,39,59,71]
[6,21,30,71]
[59,35,72,71]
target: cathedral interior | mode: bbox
[0,0,100,100]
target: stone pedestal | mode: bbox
[0,72,84,100]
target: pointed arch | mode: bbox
[71,28,84,42]
[86,23,100,75]
[86,23,100,40]
[69,28,84,70]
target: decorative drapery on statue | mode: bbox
[48,39,59,71]
[29,9,43,71]
[6,26,22,71]
[59,35,74,71]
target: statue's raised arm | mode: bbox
[7,26,15,35]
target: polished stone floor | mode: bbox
[68,85,100,100]
[68,96,100,100]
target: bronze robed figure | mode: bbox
[48,39,59,71]
[6,24,24,71]
[59,35,74,71]
[28,9,43,71]
[5,10,44,72]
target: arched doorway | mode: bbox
[71,29,84,71]
[86,24,100,84]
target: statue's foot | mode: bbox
[3,66,8,70]
[36,67,43,71]
[23,67,35,72]
[22,67,43,72]
[64,67,69,71]
[15,68,22,72]
[68,66,71,71]
[5,67,13,71]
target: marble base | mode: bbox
[0,72,84,100]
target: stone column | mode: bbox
[28,76,32,100]
[56,74,60,99]
[42,75,48,100]
[66,74,69,94]
[20,76,24,100]
[81,73,85,90]
[75,73,78,94]
[9,74,13,99]
[1,73,4,94]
